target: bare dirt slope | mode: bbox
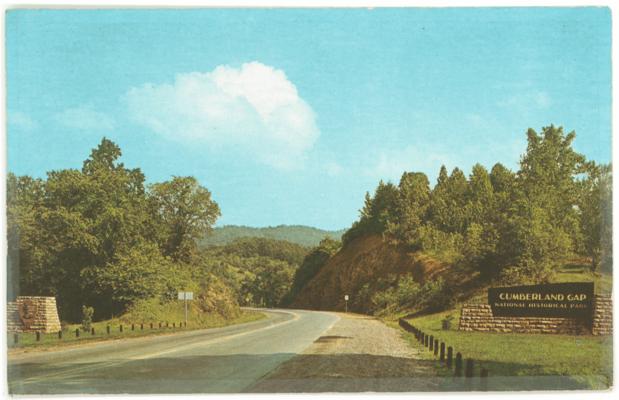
[248,312,442,392]
[291,235,449,312]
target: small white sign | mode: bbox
[178,291,193,300]
[344,295,349,301]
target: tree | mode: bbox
[506,125,587,281]
[429,167,468,233]
[149,176,221,263]
[578,162,612,271]
[393,171,431,247]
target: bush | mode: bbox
[81,305,94,332]
[370,275,453,315]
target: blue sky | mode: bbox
[6,8,612,230]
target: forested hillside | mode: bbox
[199,225,345,248]
[291,125,612,316]
[6,139,307,322]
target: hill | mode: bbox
[200,225,346,248]
[290,234,612,316]
[290,235,479,313]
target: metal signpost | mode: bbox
[344,294,349,313]
[177,291,194,326]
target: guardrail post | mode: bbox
[434,339,439,356]
[440,342,445,361]
[465,358,474,378]
[480,368,489,391]
[429,336,434,351]
[447,346,453,368]
[455,352,463,377]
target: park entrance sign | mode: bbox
[488,282,594,319]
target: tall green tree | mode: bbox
[578,162,612,271]
[149,176,221,263]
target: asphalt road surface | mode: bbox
[8,309,339,394]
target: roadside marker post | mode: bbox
[178,291,194,327]
[344,294,349,313]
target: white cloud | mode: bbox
[364,145,451,183]
[498,90,552,110]
[55,105,115,132]
[324,161,344,177]
[124,62,320,169]
[8,111,38,131]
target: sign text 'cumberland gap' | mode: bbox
[488,282,594,319]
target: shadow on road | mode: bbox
[9,353,599,394]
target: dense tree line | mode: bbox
[7,138,223,320]
[7,139,318,320]
[343,125,612,283]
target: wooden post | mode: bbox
[440,342,445,361]
[91,327,95,335]
[166,322,169,328]
[480,368,489,391]
[58,330,62,339]
[173,322,176,328]
[75,328,80,338]
[120,324,123,332]
[465,358,474,378]
[429,336,434,351]
[131,323,135,331]
[13,333,18,344]
[140,323,144,330]
[455,352,463,377]
[107,325,110,334]
[159,322,162,329]
[434,339,439,356]
[447,346,453,368]
[150,322,153,329]
[36,331,41,341]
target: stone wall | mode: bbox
[592,296,613,336]
[459,295,612,335]
[7,296,62,333]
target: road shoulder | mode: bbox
[248,312,441,392]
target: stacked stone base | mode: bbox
[7,296,62,333]
[459,295,612,336]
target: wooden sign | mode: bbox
[488,282,594,319]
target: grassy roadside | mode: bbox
[386,309,613,390]
[383,266,613,390]
[8,310,265,352]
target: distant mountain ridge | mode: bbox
[200,225,346,248]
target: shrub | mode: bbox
[81,305,94,332]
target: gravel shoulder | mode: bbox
[248,312,442,392]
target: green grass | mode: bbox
[8,309,265,351]
[391,310,612,390]
[383,266,613,390]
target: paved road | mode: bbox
[8,309,339,394]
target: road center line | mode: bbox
[16,310,300,385]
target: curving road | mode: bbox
[8,309,339,394]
